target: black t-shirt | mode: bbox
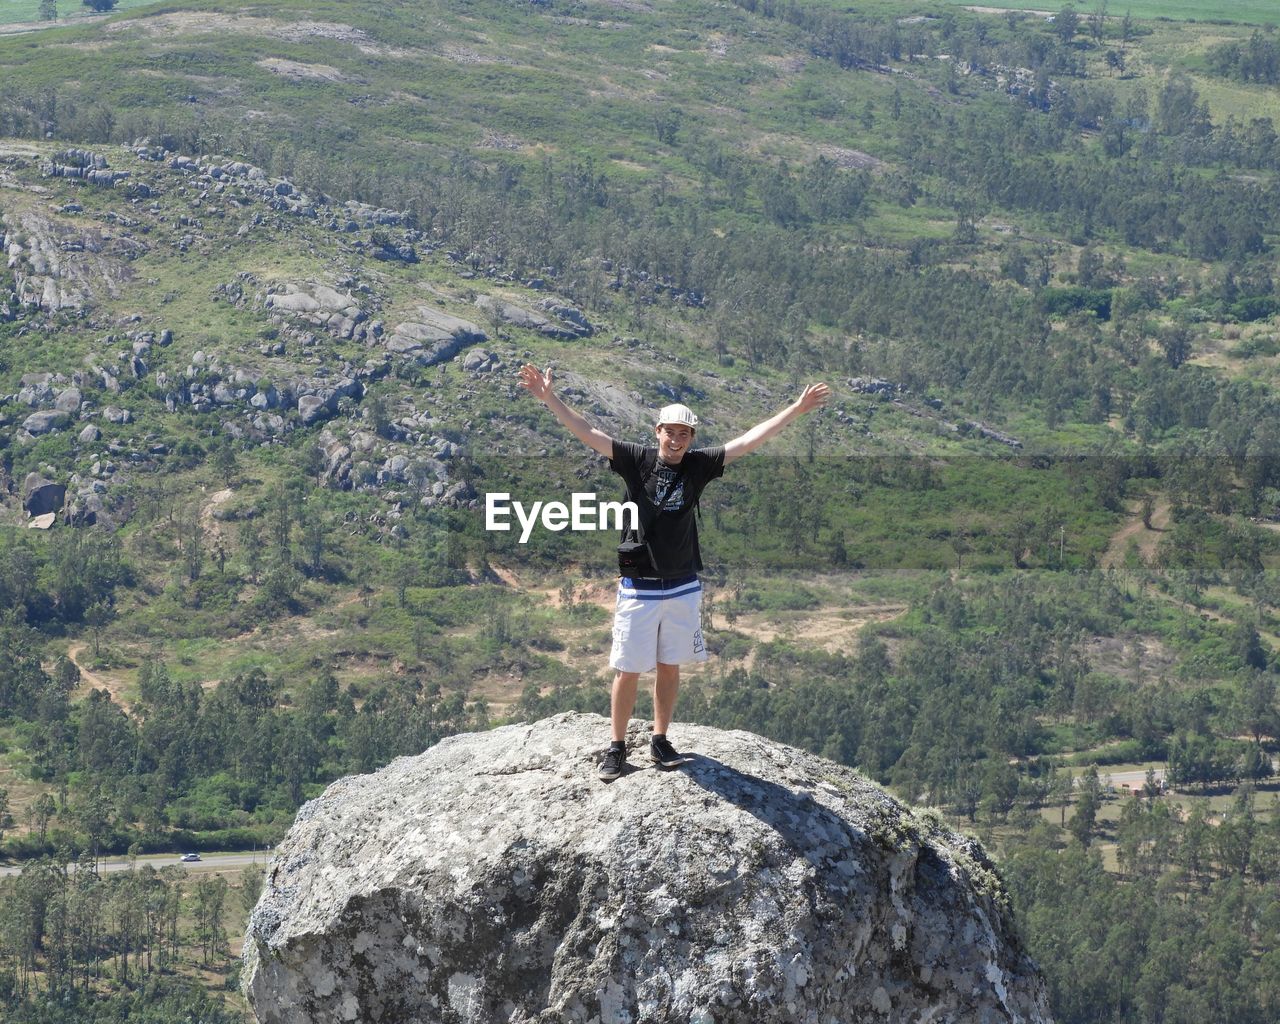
[610,440,726,578]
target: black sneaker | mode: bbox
[650,734,685,767]
[599,745,627,780]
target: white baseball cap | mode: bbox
[656,403,698,429]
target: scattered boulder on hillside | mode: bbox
[23,473,65,516]
[539,297,594,336]
[295,378,363,427]
[45,149,128,186]
[78,424,101,443]
[17,376,56,406]
[102,406,131,424]
[848,377,901,395]
[250,385,281,410]
[473,294,592,339]
[65,487,104,526]
[340,200,408,229]
[462,348,499,373]
[385,307,486,365]
[22,409,69,435]
[966,422,1023,449]
[264,281,367,340]
[243,713,1053,1024]
[53,387,83,413]
[297,395,333,426]
[370,237,419,264]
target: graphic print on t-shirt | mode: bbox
[651,463,685,512]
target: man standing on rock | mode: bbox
[518,364,830,780]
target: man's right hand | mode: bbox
[518,364,554,402]
[517,363,615,457]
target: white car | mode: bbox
[180,852,201,863]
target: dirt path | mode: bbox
[66,641,135,710]
[1101,497,1170,570]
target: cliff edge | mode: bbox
[243,713,1053,1024]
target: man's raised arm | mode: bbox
[723,382,830,465]
[518,364,615,458]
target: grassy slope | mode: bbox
[0,0,1273,705]
[0,0,1275,842]
[938,0,1280,24]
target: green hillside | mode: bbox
[0,1,1279,1021]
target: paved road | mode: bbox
[1104,768,1166,788]
[0,850,273,877]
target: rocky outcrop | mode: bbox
[474,294,593,340]
[23,473,65,516]
[3,203,144,311]
[386,307,487,365]
[45,149,128,185]
[265,281,367,340]
[244,713,1052,1024]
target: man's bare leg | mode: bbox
[653,662,680,736]
[611,671,641,742]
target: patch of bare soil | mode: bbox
[725,605,907,653]
[1084,634,1178,684]
[66,641,135,710]
[1101,497,1170,570]
[438,44,518,66]
[815,144,888,171]
[963,6,1054,16]
[256,58,354,83]
[98,12,420,58]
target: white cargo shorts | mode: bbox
[609,574,706,673]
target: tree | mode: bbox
[302,441,326,484]
[211,439,238,486]
[1088,1,1107,45]
[1055,5,1080,44]
[82,0,118,10]
[1069,765,1103,844]
[192,875,228,965]
[0,788,13,843]
[238,519,264,583]
[25,792,57,844]
[301,509,326,577]
[84,599,114,658]
[1158,323,1192,369]
[1236,650,1279,730]
[239,865,265,915]
[38,0,57,20]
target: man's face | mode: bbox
[656,423,694,463]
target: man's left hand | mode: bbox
[796,382,831,415]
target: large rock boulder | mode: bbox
[22,410,68,435]
[23,473,65,516]
[243,714,1052,1024]
[386,307,487,365]
[297,394,335,426]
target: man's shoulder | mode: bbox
[688,445,726,476]
[611,439,654,468]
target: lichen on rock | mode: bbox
[244,713,1053,1024]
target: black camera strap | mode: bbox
[640,457,685,533]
